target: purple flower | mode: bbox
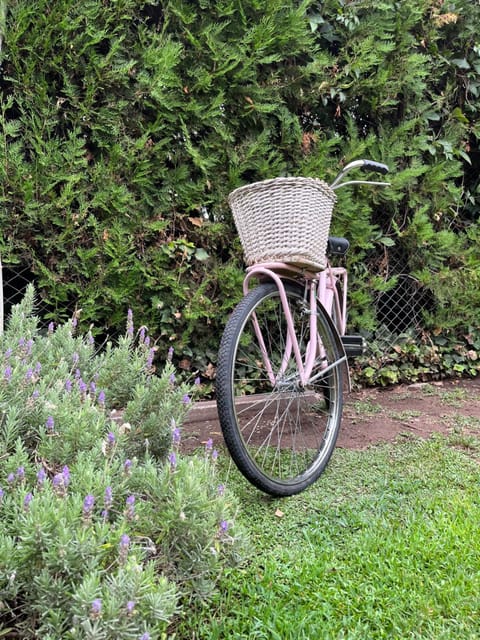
[139,327,146,343]
[212,449,219,461]
[16,466,25,480]
[0,487,4,501]
[146,348,155,368]
[144,336,151,348]
[219,520,229,535]
[75,368,81,380]
[4,348,12,359]
[23,492,33,511]
[90,381,96,395]
[88,332,94,346]
[48,321,55,334]
[172,427,181,446]
[53,472,67,497]
[36,468,46,487]
[98,390,106,406]
[169,372,176,384]
[83,494,95,520]
[78,378,87,395]
[126,600,135,615]
[26,339,33,354]
[218,484,225,496]
[31,388,40,400]
[7,473,15,485]
[125,494,135,521]
[65,379,72,393]
[46,416,54,433]
[119,533,130,564]
[104,486,113,510]
[139,634,150,640]
[25,368,33,381]
[168,451,177,470]
[72,352,79,366]
[182,394,191,405]
[167,346,174,361]
[34,362,41,375]
[90,598,102,619]
[123,459,132,476]
[194,376,201,386]
[62,466,70,487]
[4,366,12,381]
[205,438,213,451]
[71,316,78,329]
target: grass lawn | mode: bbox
[175,435,480,639]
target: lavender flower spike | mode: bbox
[83,494,95,520]
[125,494,135,521]
[219,520,229,535]
[119,533,130,564]
[104,486,113,510]
[24,492,33,510]
[172,427,181,446]
[90,598,102,619]
[98,390,106,407]
[36,468,46,487]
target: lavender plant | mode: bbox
[0,286,241,638]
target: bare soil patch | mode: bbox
[182,377,480,453]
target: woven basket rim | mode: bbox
[228,176,335,203]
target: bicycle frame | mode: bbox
[243,261,348,389]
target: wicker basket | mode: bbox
[228,177,336,271]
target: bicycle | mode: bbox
[216,159,390,496]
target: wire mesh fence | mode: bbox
[0,260,50,333]
[1,251,433,350]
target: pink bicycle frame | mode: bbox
[243,262,348,388]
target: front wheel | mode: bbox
[216,281,344,496]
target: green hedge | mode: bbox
[1,0,479,381]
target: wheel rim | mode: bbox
[228,286,342,488]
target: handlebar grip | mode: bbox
[360,160,389,175]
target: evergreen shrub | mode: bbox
[1,0,480,385]
[0,286,241,638]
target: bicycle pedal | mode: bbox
[341,335,367,358]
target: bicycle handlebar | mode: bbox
[359,160,389,175]
[329,158,390,190]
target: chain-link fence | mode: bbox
[1,252,433,349]
[369,245,434,351]
[0,260,49,333]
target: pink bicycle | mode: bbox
[216,159,389,496]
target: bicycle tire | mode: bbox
[216,281,344,496]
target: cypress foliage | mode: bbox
[1,0,480,378]
[0,0,314,372]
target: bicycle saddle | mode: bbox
[327,236,350,255]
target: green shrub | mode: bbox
[1,0,480,383]
[0,286,242,638]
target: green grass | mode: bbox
[175,437,480,639]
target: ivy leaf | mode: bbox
[195,248,210,261]
[378,237,395,247]
[451,58,470,69]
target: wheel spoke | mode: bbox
[217,282,343,496]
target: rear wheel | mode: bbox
[216,281,343,496]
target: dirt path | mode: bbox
[183,377,480,452]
